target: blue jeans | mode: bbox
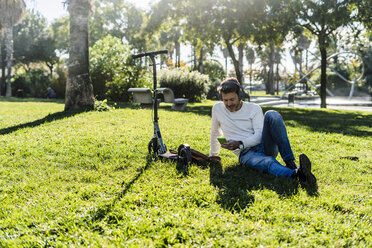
[239,110,295,178]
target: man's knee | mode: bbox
[264,110,282,123]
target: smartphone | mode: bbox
[217,137,227,144]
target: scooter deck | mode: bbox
[159,152,178,159]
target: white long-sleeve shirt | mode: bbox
[210,101,264,156]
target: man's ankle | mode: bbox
[285,159,297,169]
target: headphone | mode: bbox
[220,80,246,101]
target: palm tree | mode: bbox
[0,0,26,97]
[65,0,94,111]
[246,47,255,93]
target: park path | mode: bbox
[251,96,372,112]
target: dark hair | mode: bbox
[217,77,241,96]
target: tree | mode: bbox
[256,46,270,88]
[216,0,254,85]
[148,0,220,72]
[89,35,150,101]
[249,0,297,95]
[0,35,4,94]
[13,11,58,76]
[65,0,94,111]
[296,32,311,71]
[176,0,219,72]
[50,16,69,55]
[352,0,372,31]
[361,46,372,94]
[294,0,353,108]
[90,0,148,49]
[158,26,182,67]
[145,0,187,67]
[274,46,282,94]
[246,47,256,93]
[0,0,26,97]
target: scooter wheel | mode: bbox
[148,138,159,156]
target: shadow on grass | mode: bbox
[0,110,86,135]
[182,104,372,137]
[183,104,214,116]
[271,107,372,137]
[88,157,153,223]
[209,162,318,212]
[0,97,65,103]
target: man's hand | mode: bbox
[221,140,241,150]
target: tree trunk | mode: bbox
[198,48,204,74]
[175,40,180,67]
[1,60,5,96]
[225,40,243,85]
[249,64,253,94]
[193,46,197,71]
[263,65,268,90]
[46,62,54,78]
[276,59,279,95]
[238,43,244,83]
[266,43,275,95]
[222,47,229,75]
[0,35,2,96]
[65,0,94,111]
[5,27,13,97]
[1,35,5,95]
[319,35,327,108]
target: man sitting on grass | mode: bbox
[210,77,316,183]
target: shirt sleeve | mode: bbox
[210,105,223,156]
[241,105,263,149]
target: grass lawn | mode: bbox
[0,98,371,247]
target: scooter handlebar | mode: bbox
[132,50,168,59]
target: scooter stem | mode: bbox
[132,50,168,154]
[149,54,159,122]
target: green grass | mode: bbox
[0,98,371,247]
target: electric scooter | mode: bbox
[132,50,192,168]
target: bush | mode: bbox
[202,60,225,100]
[203,60,226,81]
[311,66,351,96]
[50,65,67,98]
[94,99,113,112]
[327,64,350,90]
[361,47,372,95]
[90,35,151,101]
[158,68,209,102]
[206,78,222,100]
[12,69,51,98]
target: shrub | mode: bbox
[12,69,51,98]
[50,65,67,98]
[158,68,209,102]
[206,78,222,100]
[327,65,350,90]
[311,66,351,96]
[201,60,226,100]
[203,60,226,81]
[94,99,113,112]
[90,35,151,101]
[360,47,372,95]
